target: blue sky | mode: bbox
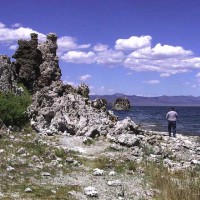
[1,0,200,96]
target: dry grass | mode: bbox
[0,127,82,199]
[143,161,200,200]
[75,154,137,174]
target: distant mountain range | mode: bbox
[90,93,200,106]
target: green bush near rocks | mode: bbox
[0,88,31,128]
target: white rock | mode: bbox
[109,171,116,176]
[56,157,62,162]
[0,192,4,198]
[93,168,104,176]
[118,134,139,147]
[46,129,53,136]
[107,180,122,186]
[25,188,32,193]
[191,160,200,165]
[9,135,15,139]
[51,189,56,194]
[41,172,51,176]
[66,157,74,163]
[84,186,98,197]
[0,149,5,154]
[6,166,15,172]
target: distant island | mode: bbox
[90,93,200,106]
[113,97,131,110]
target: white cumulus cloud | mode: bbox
[115,35,152,50]
[57,36,90,52]
[57,36,77,51]
[96,50,124,65]
[93,44,109,52]
[61,51,96,64]
[79,74,92,81]
[0,23,45,43]
[152,43,193,57]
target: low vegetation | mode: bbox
[0,128,82,199]
[143,161,200,200]
[0,87,31,128]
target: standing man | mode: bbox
[166,107,178,137]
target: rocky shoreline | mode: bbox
[0,33,200,199]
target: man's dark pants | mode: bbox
[168,121,176,137]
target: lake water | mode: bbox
[112,106,200,136]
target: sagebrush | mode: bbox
[0,89,31,127]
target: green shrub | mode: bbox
[55,148,66,158]
[0,89,31,127]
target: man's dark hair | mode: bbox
[171,107,175,111]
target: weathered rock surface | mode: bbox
[6,33,61,94]
[28,82,116,136]
[0,55,12,92]
[37,33,61,89]
[113,97,131,110]
[0,55,18,93]
[12,33,42,92]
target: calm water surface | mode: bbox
[112,106,200,136]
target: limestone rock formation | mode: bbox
[0,55,16,93]
[27,82,116,136]
[113,97,131,110]
[11,33,61,93]
[21,33,141,137]
[37,33,61,89]
[12,33,42,92]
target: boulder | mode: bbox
[93,168,104,176]
[117,134,140,147]
[84,186,98,197]
[107,180,122,186]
